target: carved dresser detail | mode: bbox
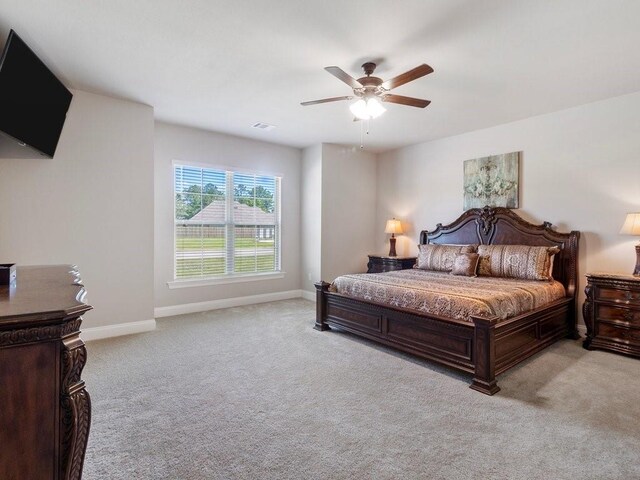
[583,273,640,358]
[0,265,92,479]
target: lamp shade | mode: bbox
[349,99,368,120]
[365,98,386,118]
[620,213,640,236]
[350,98,387,120]
[384,218,403,235]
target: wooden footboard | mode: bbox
[316,282,475,369]
[315,282,574,395]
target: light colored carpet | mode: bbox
[83,299,640,480]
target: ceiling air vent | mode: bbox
[251,122,276,131]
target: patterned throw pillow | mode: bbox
[450,253,480,277]
[415,244,478,272]
[477,245,560,281]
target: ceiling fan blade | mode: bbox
[324,66,363,89]
[380,64,434,90]
[301,95,353,106]
[381,94,431,108]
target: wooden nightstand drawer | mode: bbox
[595,305,640,327]
[597,323,640,345]
[596,287,640,305]
[367,255,416,274]
[584,273,640,358]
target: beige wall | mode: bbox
[320,144,377,284]
[300,143,378,294]
[0,90,155,329]
[301,144,322,293]
[377,91,640,325]
[154,121,302,308]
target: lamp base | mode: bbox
[388,237,397,257]
[634,244,640,276]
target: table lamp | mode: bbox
[620,212,640,275]
[384,218,403,257]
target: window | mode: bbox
[174,164,281,280]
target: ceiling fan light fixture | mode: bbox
[349,98,386,120]
[366,97,386,118]
[301,62,432,118]
[350,99,369,119]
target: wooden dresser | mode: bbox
[583,272,640,358]
[0,265,92,480]
[367,255,417,273]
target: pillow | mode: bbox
[415,244,477,272]
[477,245,560,281]
[450,253,480,277]
[548,254,556,278]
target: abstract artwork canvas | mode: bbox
[463,151,520,209]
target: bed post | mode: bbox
[470,316,500,395]
[565,230,581,340]
[314,281,331,331]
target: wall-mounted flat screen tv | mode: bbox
[0,30,73,158]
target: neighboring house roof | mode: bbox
[185,199,275,224]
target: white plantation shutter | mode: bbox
[174,164,281,279]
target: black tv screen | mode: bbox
[0,30,73,158]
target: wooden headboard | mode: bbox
[419,206,580,299]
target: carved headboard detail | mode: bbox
[419,206,580,300]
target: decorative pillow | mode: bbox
[450,253,480,277]
[415,244,477,272]
[548,254,556,277]
[477,245,560,281]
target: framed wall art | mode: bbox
[463,151,520,209]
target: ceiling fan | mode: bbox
[301,62,433,120]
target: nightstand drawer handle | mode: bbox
[624,310,635,322]
[620,330,640,342]
[624,291,640,301]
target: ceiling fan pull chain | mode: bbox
[359,119,372,149]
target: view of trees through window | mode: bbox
[175,183,275,220]
[174,165,280,279]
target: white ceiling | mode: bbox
[1,0,640,152]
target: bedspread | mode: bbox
[330,269,566,322]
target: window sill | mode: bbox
[167,271,286,289]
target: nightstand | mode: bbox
[367,255,417,273]
[583,273,640,358]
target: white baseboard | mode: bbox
[577,324,587,335]
[83,290,313,341]
[82,319,156,342]
[154,289,304,318]
[301,290,315,301]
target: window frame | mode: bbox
[169,161,284,287]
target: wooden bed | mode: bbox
[314,206,580,395]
